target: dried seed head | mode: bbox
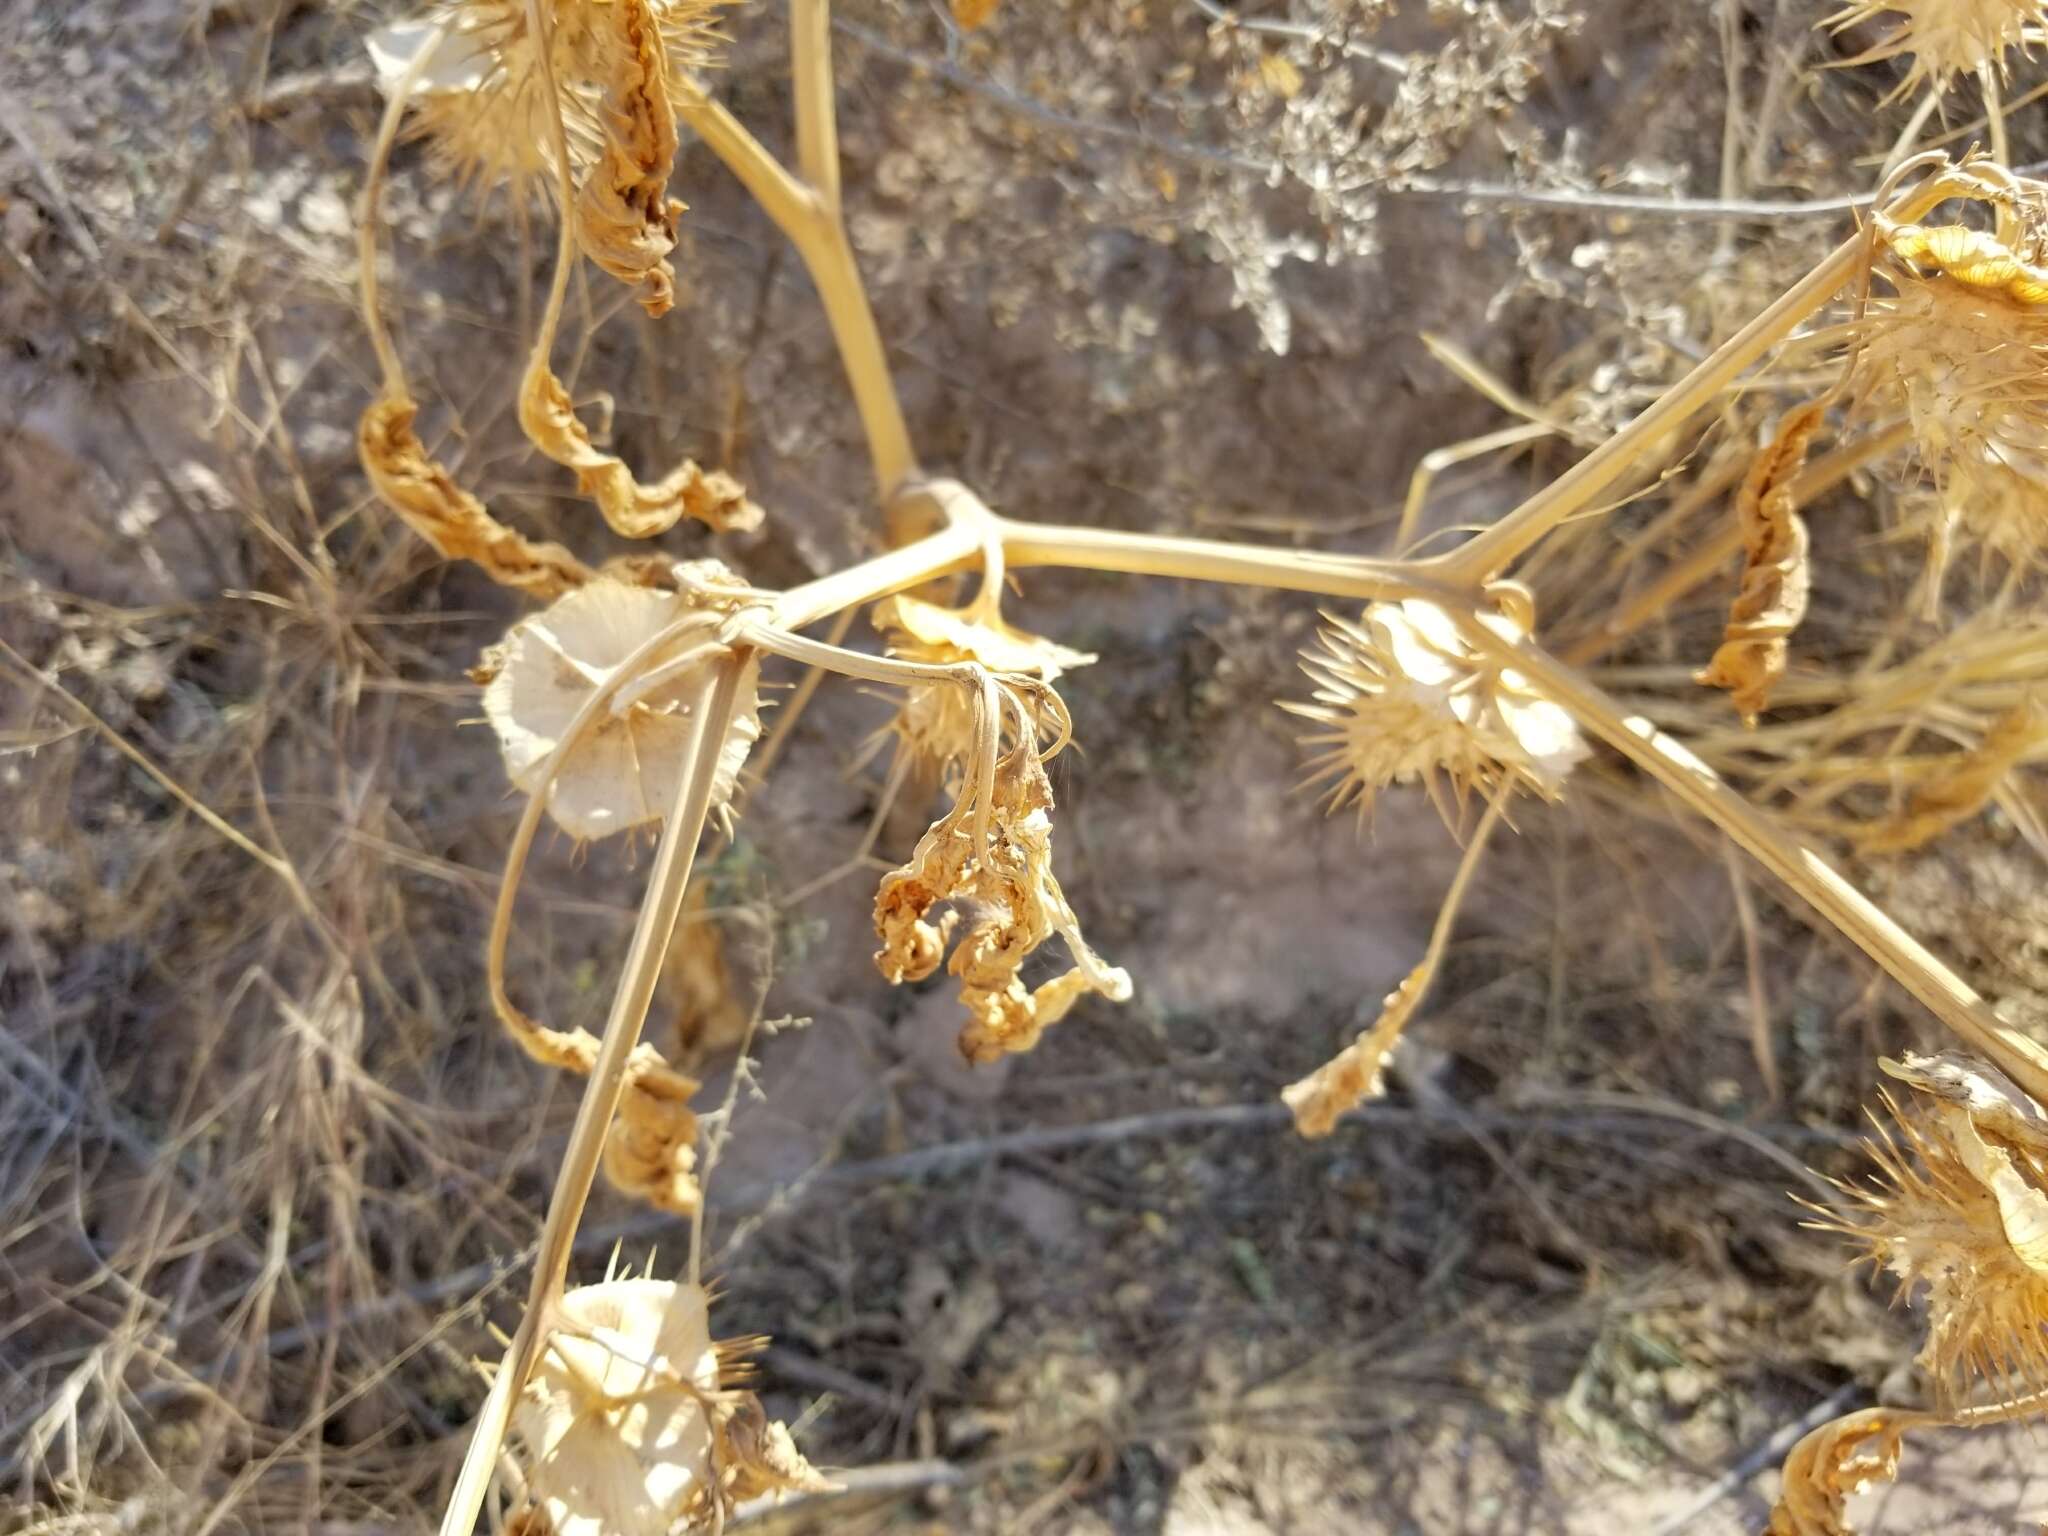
[367,1,726,203]
[480,574,761,840]
[869,594,1090,783]
[515,1279,722,1536]
[873,735,1131,1063]
[1827,0,2048,93]
[1848,179,2048,583]
[513,1278,828,1536]
[1810,1052,2048,1408]
[1282,595,1586,826]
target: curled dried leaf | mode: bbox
[575,0,683,316]
[1857,694,2047,853]
[873,735,1131,1063]
[1883,218,2048,306]
[481,574,762,841]
[1765,1407,1914,1536]
[519,363,762,539]
[359,393,593,597]
[951,0,999,28]
[1696,403,1823,725]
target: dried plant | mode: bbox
[337,2,2048,1528]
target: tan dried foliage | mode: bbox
[1857,694,2046,852]
[512,1278,827,1536]
[660,879,755,1061]
[1765,1407,1912,1536]
[1282,959,1430,1137]
[358,393,594,597]
[873,737,1131,1063]
[519,361,762,540]
[574,0,684,317]
[950,0,999,30]
[1696,403,1823,725]
[1811,1052,2048,1406]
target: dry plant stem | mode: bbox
[443,657,749,1536]
[357,21,449,396]
[1424,172,1958,585]
[1475,624,2048,1107]
[675,21,913,502]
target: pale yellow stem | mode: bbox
[1476,623,2048,1108]
[675,8,915,506]
[1423,172,1959,586]
[440,656,749,1536]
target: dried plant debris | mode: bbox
[1766,1406,1914,1536]
[1848,168,2048,588]
[1827,0,2048,93]
[359,393,595,597]
[1283,594,1585,827]
[869,593,1089,780]
[1856,693,2047,852]
[1282,957,1431,1138]
[511,1277,827,1536]
[480,574,762,840]
[1810,1052,2048,1407]
[519,357,763,539]
[1696,403,1823,725]
[573,0,685,316]
[873,735,1130,1063]
[367,0,726,203]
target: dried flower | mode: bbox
[513,1277,827,1536]
[1282,594,1586,826]
[480,574,761,840]
[1827,0,2048,93]
[1811,1051,2048,1407]
[873,736,1130,1063]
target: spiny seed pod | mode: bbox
[479,572,762,840]
[1809,1052,2048,1408]
[512,1277,827,1536]
[1827,0,2048,94]
[367,1,727,203]
[1848,175,2048,591]
[1281,594,1586,827]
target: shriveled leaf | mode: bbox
[1881,219,2048,308]
[359,393,593,598]
[520,361,762,540]
[1696,403,1822,725]
[575,0,684,317]
[1258,53,1303,98]
[951,0,999,28]
[1858,694,2047,853]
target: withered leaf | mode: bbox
[1696,402,1824,725]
